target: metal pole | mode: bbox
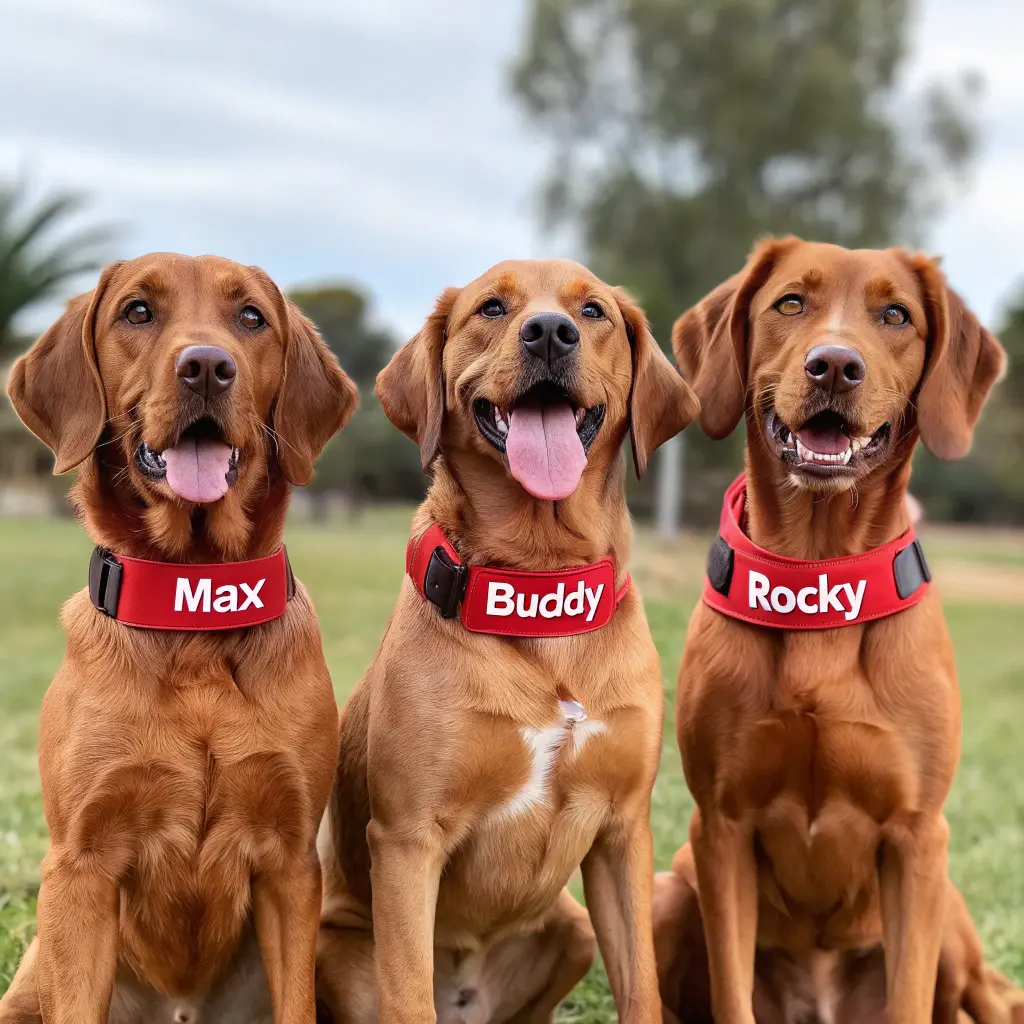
[655,433,684,540]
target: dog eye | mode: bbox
[239,306,265,330]
[123,301,153,325]
[582,302,605,319]
[774,295,804,316]
[479,299,506,318]
[882,304,910,326]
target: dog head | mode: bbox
[673,237,1005,491]
[377,258,697,501]
[8,253,357,551]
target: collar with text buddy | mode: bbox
[88,546,294,631]
[703,474,931,630]
[406,523,631,637]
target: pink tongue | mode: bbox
[161,437,233,503]
[505,400,587,500]
[797,420,851,456]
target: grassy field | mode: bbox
[1,511,1022,1014]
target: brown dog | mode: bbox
[1,254,357,1023]
[315,259,698,1023]
[653,237,1021,1023]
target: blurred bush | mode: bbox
[289,285,424,510]
[913,287,1024,524]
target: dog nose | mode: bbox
[175,345,236,399]
[520,312,580,364]
[804,344,866,394]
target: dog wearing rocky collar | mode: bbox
[1,253,357,1024]
[652,237,1022,1023]
[315,259,698,1024]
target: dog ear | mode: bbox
[901,252,1006,460]
[376,287,460,473]
[613,287,699,480]
[672,236,799,439]
[6,265,120,474]
[273,302,359,486]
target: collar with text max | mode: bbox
[88,546,294,631]
[406,523,631,637]
[702,475,931,630]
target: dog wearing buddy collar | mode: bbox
[653,238,1022,1023]
[315,259,698,1024]
[1,254,357,1023]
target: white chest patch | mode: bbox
[491,701,608,821]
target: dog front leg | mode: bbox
[367,819,445,1024]
[689,809,758,1024]
[879,813,950,1024]
[33,852,119,1024]
[581,803,660,1024]
[252,846,322,1024]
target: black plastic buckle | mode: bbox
[88,547,123,618]
[423,546,469,620]
[707,536,735,596]
[893,538,931,600]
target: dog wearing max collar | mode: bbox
[316,259,698,1024]
[1,254,357,1024]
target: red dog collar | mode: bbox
[702,475,931,630]
[88,546,294,631]
[407,524,630,637]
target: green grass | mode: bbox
[1,512,1022,1011]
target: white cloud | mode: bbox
[2,0,1021,342]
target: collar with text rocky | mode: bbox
[88,546,294,630]
[703,474,931,630]
[406,523,631,638]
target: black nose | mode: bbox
[519,312,580,364]
[176,345,236,399]
[804,344,866,394]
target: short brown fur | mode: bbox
[656,238,1020,1023]
[1,254,357,1024]
[316,258,698,1024]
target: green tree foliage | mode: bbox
[913,290,1024,523]
[511,0,980,522]
[289,285,424,505]
[0,178,109,361]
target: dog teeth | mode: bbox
[575,408,586,427]
[796,440,853,465]
[494,409,509,436]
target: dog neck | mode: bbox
[72,454,291,564]
[742,441,916,561]
[416,453,633,577]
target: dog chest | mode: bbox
[50,668,328,990]
[433,702,651,936]
[732,711,918,916]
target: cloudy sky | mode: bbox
[3,0,1022,341]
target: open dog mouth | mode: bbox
[473,381,605,501]
[766,408,890,477]
[135,417,240,503]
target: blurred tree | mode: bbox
[912,287,1024,523]
[289,285,424,510]
[288,285,395,393]
[0,178,109,361]
[511,0,980,527]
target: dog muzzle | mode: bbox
[407,523,630,637]
[88,547,294,630]
[703,475,931,630]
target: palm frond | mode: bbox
[0,179,113,348]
